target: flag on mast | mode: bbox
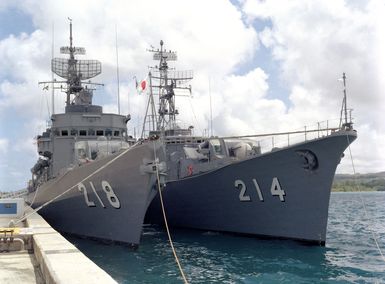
[135,76,147,94]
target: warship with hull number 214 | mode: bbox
[142,41,357,245]
[27,22,357,246]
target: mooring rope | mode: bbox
[13,142,140,227]
[346,135,385,262]
[152,141,189,284]
[29,182,40,208]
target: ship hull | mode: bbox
[28,141,164,246]
[146,130,357,245]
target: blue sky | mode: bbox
[0,8,34,39]
[1,0,384,191]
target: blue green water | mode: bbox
[67,192,385,283]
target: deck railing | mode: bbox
[225,119,341,155]
[0,189,28,199]
[142,119,344,156]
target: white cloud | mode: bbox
[0,30,52,120]
[209,68,287,135]
[177,67,276,136]
[343,124,385,174]
[0,138,9,154]
[242,0,385,173]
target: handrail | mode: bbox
[214,127,340,140]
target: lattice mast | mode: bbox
[147,40,193,132]
[40,19,103,107]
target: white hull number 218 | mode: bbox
[78,180,121,209]
[234,177,285,202]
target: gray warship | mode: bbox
[142,41,357,245]
[27,23,356,246]
[27,21,166,246]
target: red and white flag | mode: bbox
[135,76,147,94]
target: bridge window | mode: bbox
[79,130,87,136]
[105,129,112,136]
[61,130,68,136]
[114,130,120,136]
[71,129,78,136]
[96,130,104,136]
[88,129,95,136]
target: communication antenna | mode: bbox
[343,73,347,125]
[51,22,55,115]
[209,77,213,137]
[115,24,121,114]
[339,73,353,130]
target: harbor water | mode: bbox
[67,192,385,283]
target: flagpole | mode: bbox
[115,24,121,115]
[51,22,55,115]
[209,77,213,137]
[343,72,347,125]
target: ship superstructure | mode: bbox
[31,20,132,190]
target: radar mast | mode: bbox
[144,41,193,135]
[39,19,103,110]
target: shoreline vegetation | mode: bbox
[332,172,385,192]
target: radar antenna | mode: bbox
[145,40,193,133]
[39,19,103,108]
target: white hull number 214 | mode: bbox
[234,177,285,202]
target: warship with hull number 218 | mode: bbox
[27,21,166,246]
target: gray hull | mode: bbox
[146,130,357,244]
[28,141,164,246]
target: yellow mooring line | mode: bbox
[153,141,189,284]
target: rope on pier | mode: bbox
[346,135,385,262]
[152,141,189,284]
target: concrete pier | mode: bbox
[0,206,117,284]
